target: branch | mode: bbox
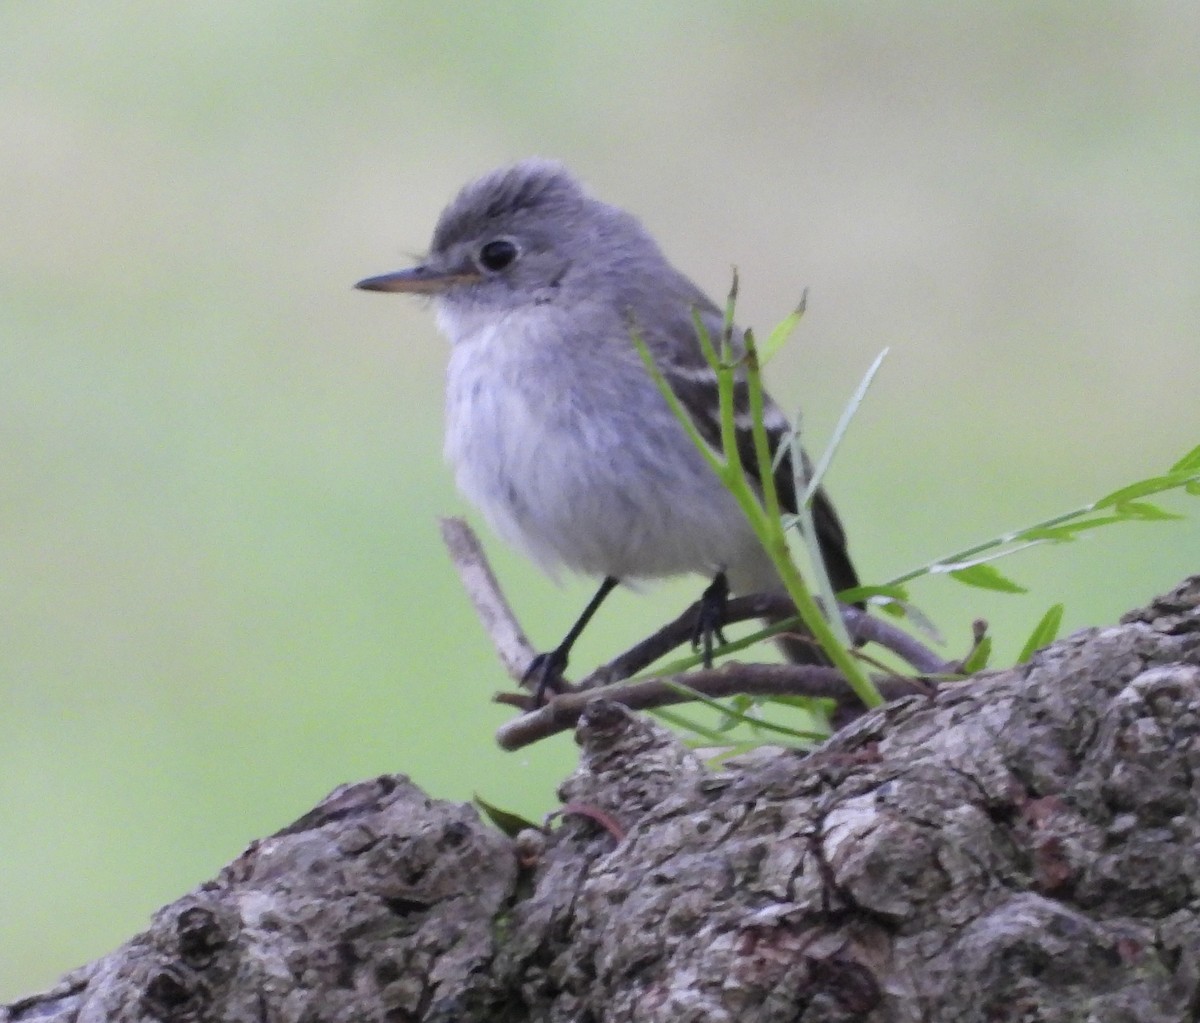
[440,517,952,681]
[439,517,537,682]
[493,663,931,751]
[579,593,954,687]
[439,517,955,747]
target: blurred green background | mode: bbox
[3,2,1197,998]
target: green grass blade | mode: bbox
[1017,603,1065,662]
[1023,517,1124,540]
[759,292,807,364]
[650,706,736,743]
[887,443,1200,590]
[630,327,726,477]
[1170,443,1200,473]
[1094,475,1191,508]
[802,348,889,504]
[661,679,827,743]
[1115,501,1185,521]
[838,583,910,604]
[947,563,1028,593]
[960,635,992,673]
[720,269,739,360]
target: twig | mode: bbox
[438,518,952,750]
[439,517,536,682]
[581,595,953,687]
[494,665,929,751]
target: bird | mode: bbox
[356,158,858,694]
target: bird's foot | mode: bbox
[522,647,569,706]
[691,573,730,669]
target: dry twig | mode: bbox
[439,517,536,681]
[494,665,930,750]
[439,517,951,749]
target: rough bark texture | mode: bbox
[7,577,1200,1023]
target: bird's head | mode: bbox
[356,159,661,321]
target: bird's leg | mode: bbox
[691,572,730,669]
[524,576,619,704]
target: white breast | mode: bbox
[438,304,775,590]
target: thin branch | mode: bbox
[494,665,930,751]
[582,594,954,686]
[439,518,954,750]
[439,517,537,683]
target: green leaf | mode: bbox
[720,269,739,360]
[1115,500,1185,521]
[660,679,826,742]
[1169,443,1200,474]
[652,706,730,743]
[1022,516,1124,541]
[1187,480,1200,496]
[1019,526,1078,542]
[1093,475,1182,509]
[690,308,720,368]
[961,635,992,673]
[474,794,539,837]
[630,327,726,478]
[767,693,837,717]
[1017,603,1065,663]
[838,583,910,604]
[759,295,807,364]
[717,693,755,732]
[947,563,1029,593]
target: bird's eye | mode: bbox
[478,239,519,272]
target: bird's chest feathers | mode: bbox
[436,310,751,581]
[444,323,620,517]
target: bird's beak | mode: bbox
[354,263,480,295]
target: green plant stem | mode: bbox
[740,332,881,708]
[634,318,883,710]
[888,506,1134,588]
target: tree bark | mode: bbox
[7,577,1200,1023]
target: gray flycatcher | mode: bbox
[356,158,858,694]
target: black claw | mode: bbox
[691,573,730,669]
[520,576,618,706]
[523,647,569,706]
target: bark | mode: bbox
[6,576,1200,1023]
